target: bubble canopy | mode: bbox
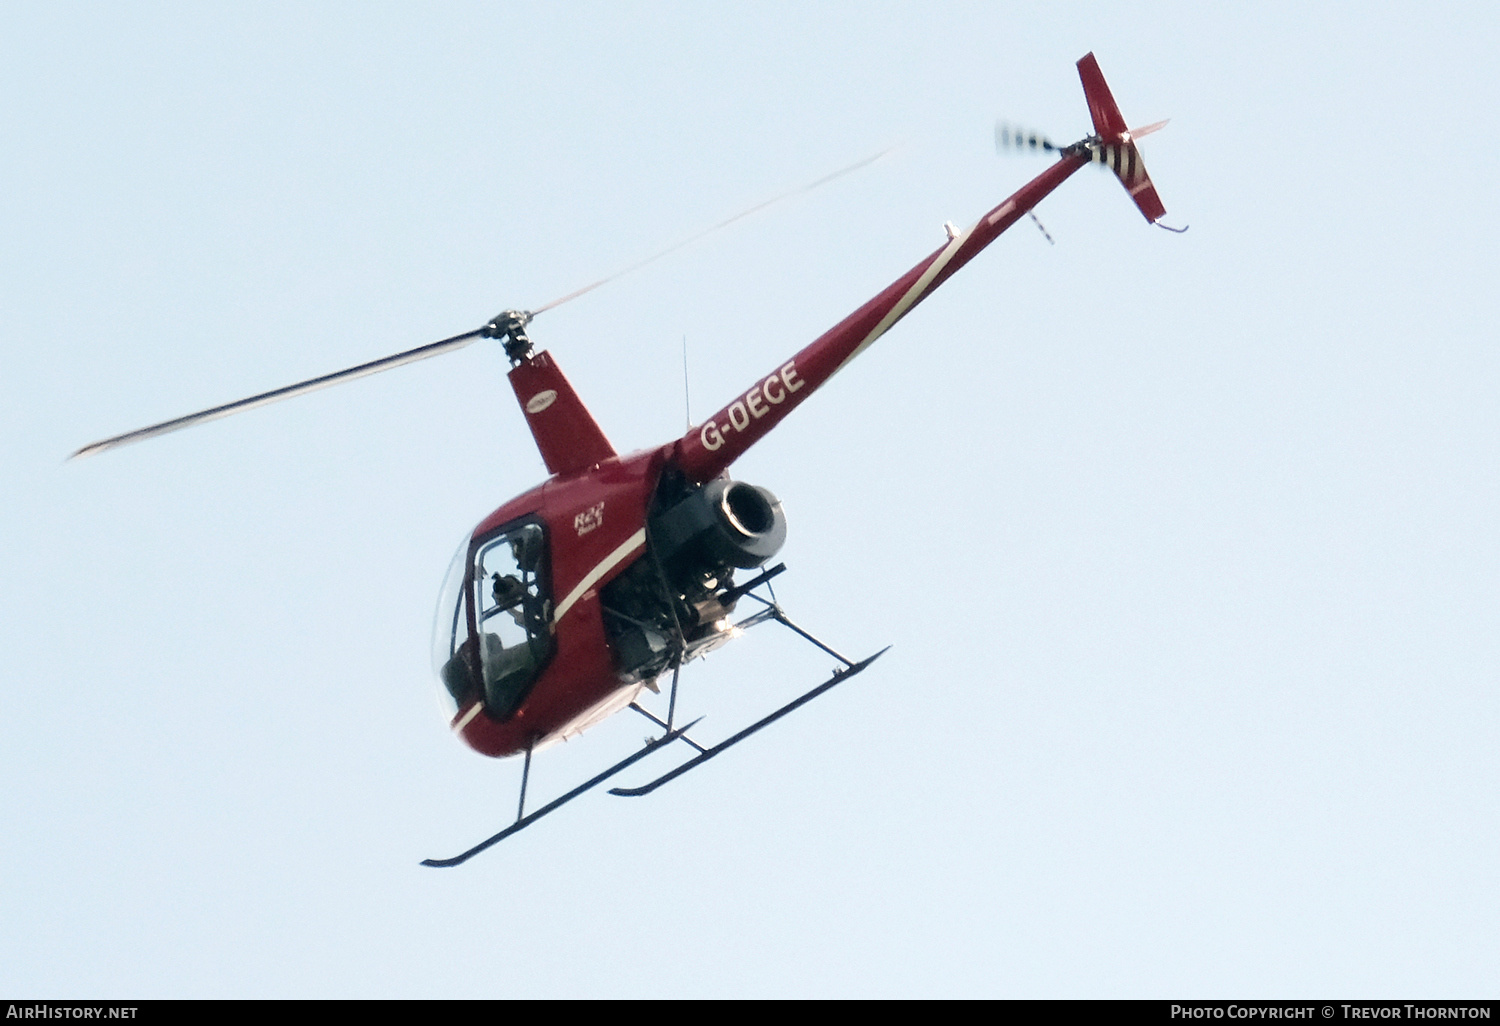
[431,521,554,719]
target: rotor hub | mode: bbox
[484,309,536,364]
[1060,133,1102,158]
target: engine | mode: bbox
[601,473,787,683]
[652,479,787,581]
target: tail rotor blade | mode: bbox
[995,122,1057,155]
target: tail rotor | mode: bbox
[995,53,1184,232]
[995,123,1059,155]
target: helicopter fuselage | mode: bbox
[436,149,1113,757]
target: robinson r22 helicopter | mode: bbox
[74,53,1176,866]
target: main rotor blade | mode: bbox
[528,146,894,317]
[70,327,485,459]
[73,149,892,461]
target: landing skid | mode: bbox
[421,584,886,867]
[608,645,887,797]
[420,722,700,868]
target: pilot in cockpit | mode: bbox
[492,572,527,620]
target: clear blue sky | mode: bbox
[3,1,1497,997]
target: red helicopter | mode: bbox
[74,53,1176,866]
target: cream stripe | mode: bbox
[551,528,647,624]
[832,221,975,377]
[453,700,485,732]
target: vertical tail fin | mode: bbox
[1076,53,1168,224]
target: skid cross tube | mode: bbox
[608,646,889,798]
[517,740,534,820]
[665,659,682,733]
[629,701,708,753]
[421,719,701,868]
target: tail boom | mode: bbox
[673,153,1088,483]
[671,52,1169,483]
